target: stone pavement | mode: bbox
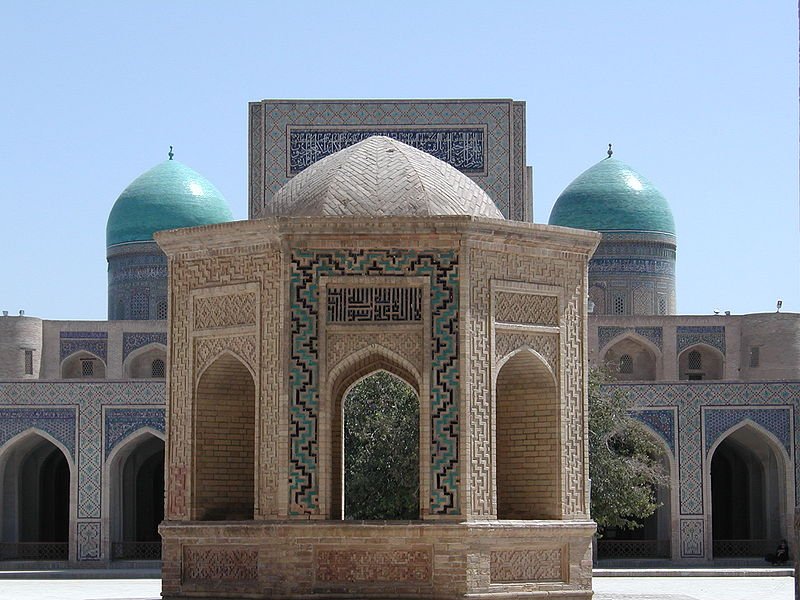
[0,575,793,600]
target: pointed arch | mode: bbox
[123,343,167,379]
[104,428,164,561]
[194,348,257,389]
[60,350,106,379]
[598,421,676,560]
[678,343,724,380]
[495,346,557,383]
[0,429,74,560]
[707,420,793,558]
[324,344,424,520]
[193,352,256,521]
[600,333,660,381]
[494,349,560,519]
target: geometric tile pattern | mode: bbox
[0,406,77,457]
[250,100,527,221]
[289,249,459,515]
[104,407,165,458]
[59,331,108,362]
[676,326,725,355]
[704,406,792,456]
[122,332,167,361]
[632,408,675,454]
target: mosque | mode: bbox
[0,100,798,592]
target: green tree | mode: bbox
[343,371,419,520]
[588,367,667,532]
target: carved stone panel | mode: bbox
[315,548,432,583]
[193,292,257,330]
[494,291,558,326]
[183,546,258,582]
[489,548,563,583]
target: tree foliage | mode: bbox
[343,371,419,520]
[588,367,668,532]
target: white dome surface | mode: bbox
[270,136,504,219]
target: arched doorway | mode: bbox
[678,344,724,381]
[340,370,420,520]
[193,353,256,521]
[123,344,167,379]
[0,432,70,560]
[107,432,164,560]
[495,349,559,519]
[710,424,788,558]
[597,435,673,560]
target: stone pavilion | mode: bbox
[156,136,600,598]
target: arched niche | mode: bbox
[709,422,791,558]
[123,344,167,379]
[601,335,659,381]
[193,352,256,521]
[61,350,106,379]
[678,344,724,381]
[105,429,164,560]
[0,430,73,560]
[597,425,675,560]
[495,348,560,519]
[327,348,422,520]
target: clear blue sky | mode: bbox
[1,1,797,319]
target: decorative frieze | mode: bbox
[193,292,257,330]
[183,546,258,582]
[494,292,558,326]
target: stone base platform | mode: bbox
[160,519,595,599]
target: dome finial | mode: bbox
[168,145,174,160]
[607,143,613,159]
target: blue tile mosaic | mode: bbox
[289,128,485,174]
[104,407,165,458]
[289,249,459,515]
[704,406,792,456]
[676,326,725,355]
[0,407,77,458]
[632,408,675,454]
[122,332,167,361]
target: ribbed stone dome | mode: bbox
[270,136,504,218]
[106,158,233,247]
[549,157,675,236]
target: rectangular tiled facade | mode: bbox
[248,99,531,221]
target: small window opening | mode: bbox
[688,350,702,370]
[613,296,625,315]
[749,346,760,368]
[658,296,668,315]
[151,359,165,378]
[619,354,633,374]
[24,350,33,375]
[81,359,95,377]
[156,300,168,320]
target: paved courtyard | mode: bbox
[0,576,793,600]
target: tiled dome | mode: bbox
[549,157,675,236]
[107,157,233,247]
[269,136,503,219]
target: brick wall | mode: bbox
[194,354,255,520]
[496,351,560,519]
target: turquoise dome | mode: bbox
[106,159,233,247]
[548,157,675,236]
